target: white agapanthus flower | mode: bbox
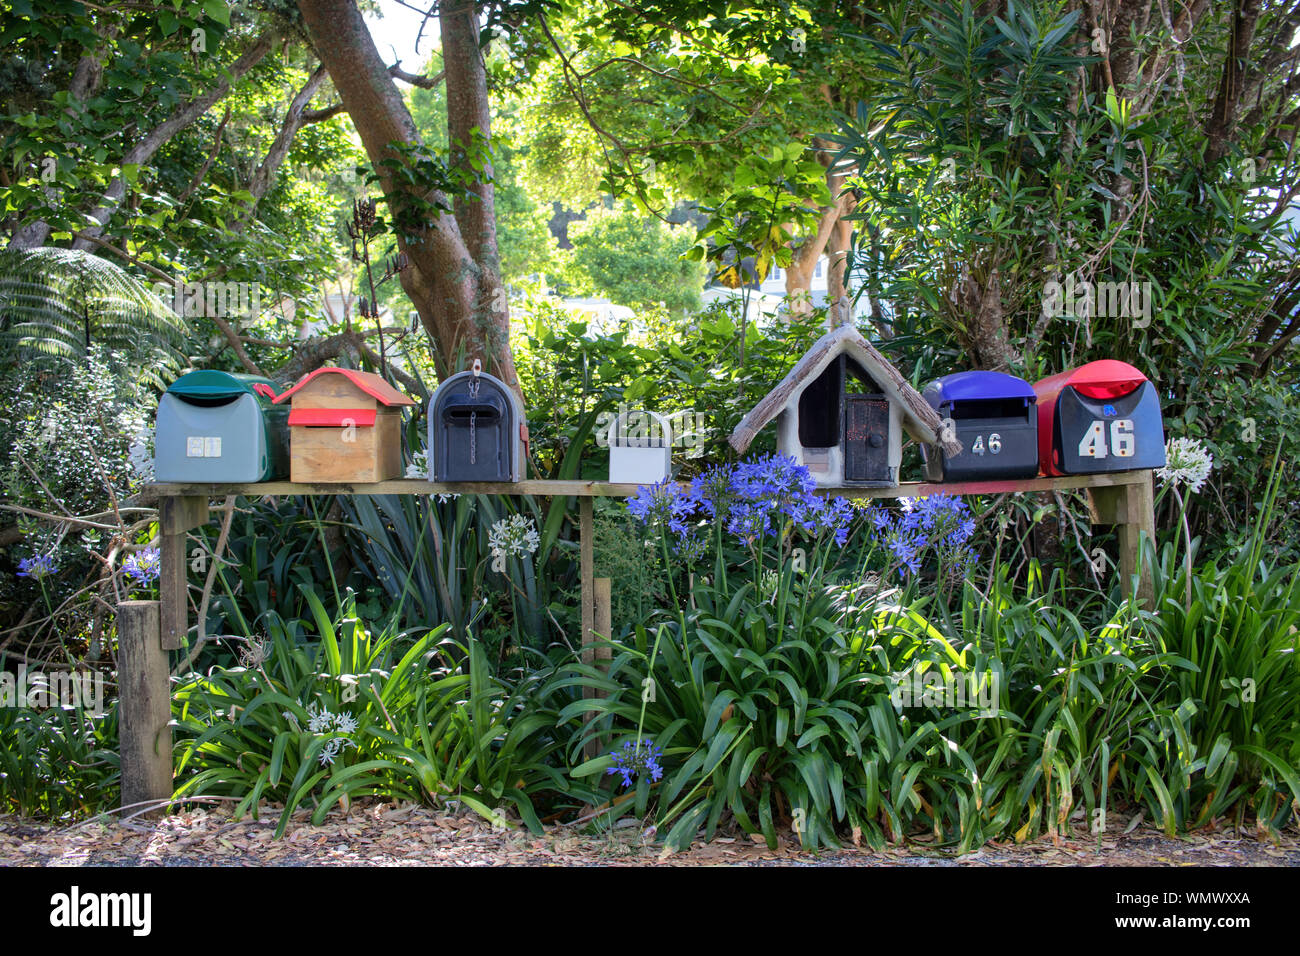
[304,702,359,765]
[1156,437,1214,494]
[405,450,430,479]
[488,514,540,559]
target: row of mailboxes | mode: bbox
[153,359,1165,486]
[922,360,1165,481]
[154,366,670,485]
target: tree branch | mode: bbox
[234,64,331,231]
[71,30,278,250]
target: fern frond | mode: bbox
[0,247,187,372]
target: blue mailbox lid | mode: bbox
[925,370,1036,408]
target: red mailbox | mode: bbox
[1034,360,1166,476]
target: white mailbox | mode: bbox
[609,409,672,484]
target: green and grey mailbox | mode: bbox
[155,370,289,482]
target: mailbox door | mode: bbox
[843,395,890,483]
[436,400,509,481]
[943,417,1038,481]
[156,392,269,482]
[1055,381,1165,473]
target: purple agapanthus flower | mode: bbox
[17,554,57,580]
[812,496,855,546]
[606,739,664,789]
[728,453,816,503]
[726,500,773,542]
[887,530,925,576]
[687,465,733,521]
[870,495,977,578]
[627,480,695,531]
[121,547,161,586]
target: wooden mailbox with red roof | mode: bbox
[273,368,417,483]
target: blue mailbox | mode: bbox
[922,371,1039,481]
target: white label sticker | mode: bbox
[205,436,222,458]
[187,437,205,458]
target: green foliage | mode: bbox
[555,464,1300,851]
[0,346,154,651]
[0,696,119,818]
[514,294,829,475]
[1,1,363,367]
[829,0,1300,564]
[1133,466,1300,831]
[173,588,588,835]
[561,203,705,312]
[690,144,831,288]
[0,248,185,374]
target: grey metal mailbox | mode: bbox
[155,370,289,482]
[429,363,525,482]
[922,371,1038,481]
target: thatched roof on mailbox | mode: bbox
[728,323,962,456]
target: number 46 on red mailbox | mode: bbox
[1033,360,1167,476]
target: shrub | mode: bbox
[172,588,588,835]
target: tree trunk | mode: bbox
[296,0,519,394]
[234,65,330,231]
[1204,0,1264,168]
[955,267,1019,372]
[784,145,856,320]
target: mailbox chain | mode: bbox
[467,376,479,465]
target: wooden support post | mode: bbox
[1087,471,1157,605]
[579,497,602,758]
[117,600,172,814]
[579,497,594,653]
[594,578,612,650]
[582,578,613,760]
[159,496,208,651]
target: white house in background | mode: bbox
[700,254,872,327]
[558,296,636,334]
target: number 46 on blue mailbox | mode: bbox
[1033,359,1166,476]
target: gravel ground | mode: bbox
[2,803,1297,866]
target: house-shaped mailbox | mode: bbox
[155,370,289,482]
[609,409,673,485]
[1033,359,1166,476]
[922,371,1039,482]
[429,366,526,482]
[729,324,959,487]
[273,367,417,483]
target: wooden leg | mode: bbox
[580,497,594,654]
[1122,472,1157,606]
[580,498,600,758]
[158,496,209,651]
[1087,471,1156,605]
[117,600,172,814]
[583,577,613,760]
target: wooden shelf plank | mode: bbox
[138,470,1149,501]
